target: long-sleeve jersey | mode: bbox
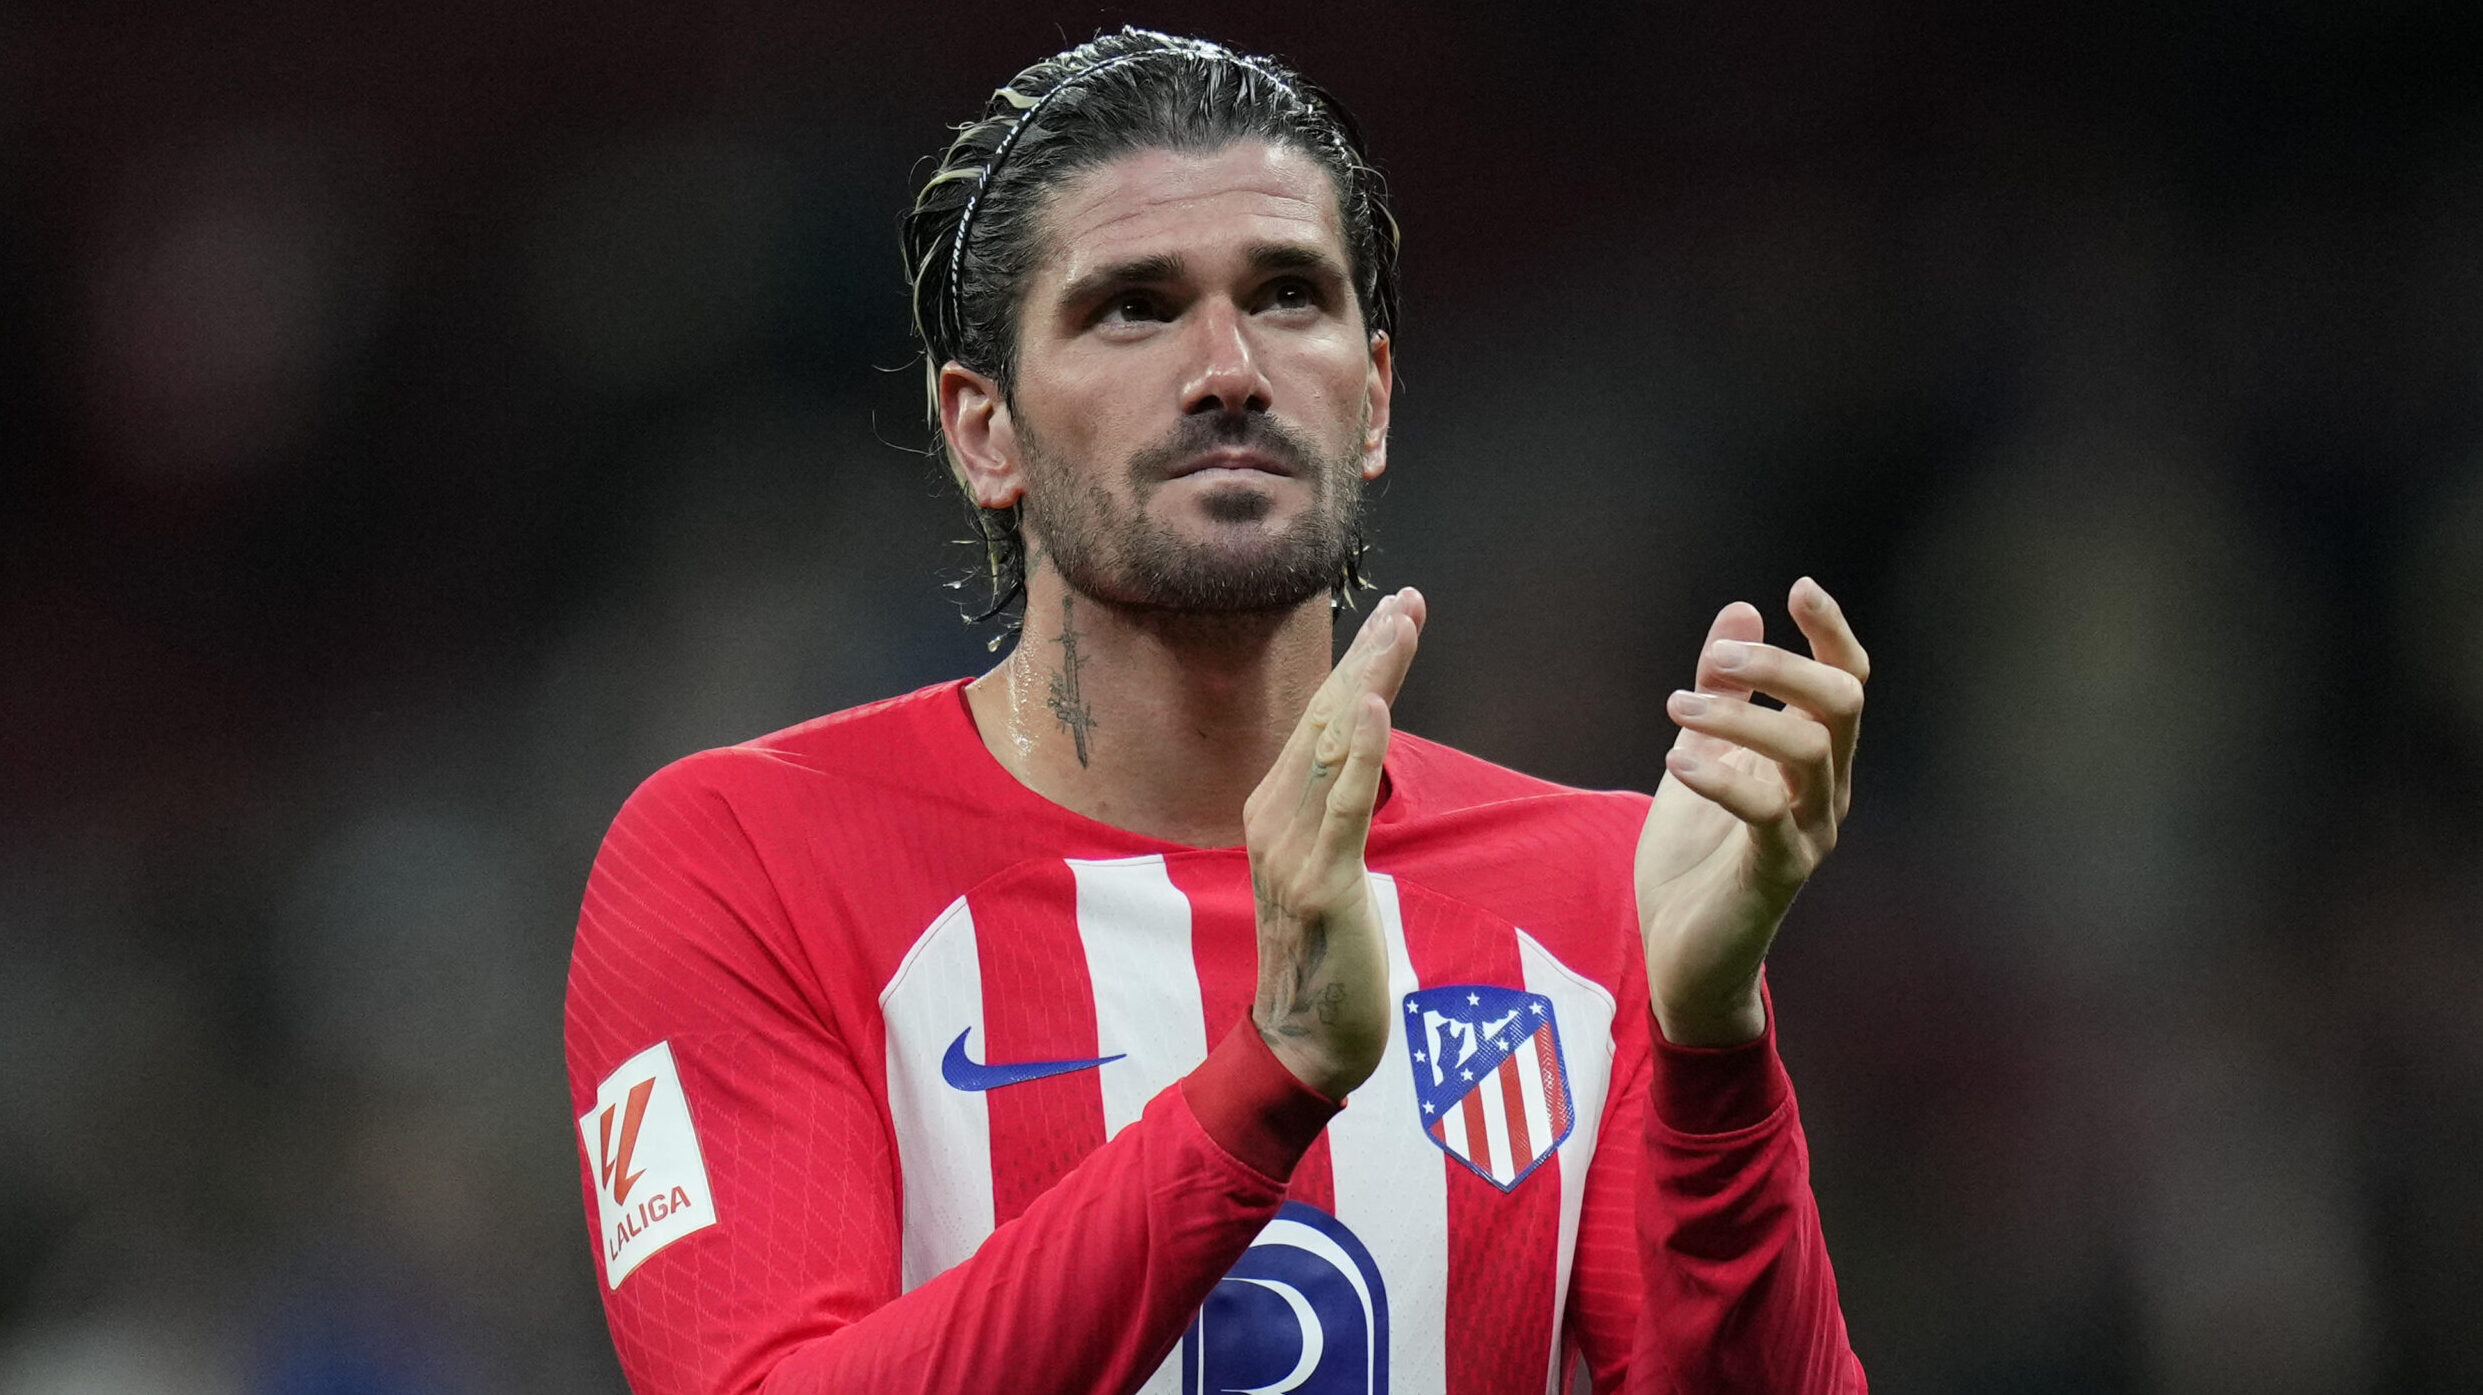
[564,679,1864,1394]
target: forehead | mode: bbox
[1033,140,1347,280]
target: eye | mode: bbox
[1260,278,1319,312]
[1100,291,1167,323]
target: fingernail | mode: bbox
[1670,751,1701,774]
[1711,641,1749,670]
[1669,690,1708,716]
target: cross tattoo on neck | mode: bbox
[1046,592,1097,767]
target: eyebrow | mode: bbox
[1243,243,1342,279]
[1057,252,1188,308]
[1054,243,1349,309]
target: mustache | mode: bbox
[1127,412,1319,485]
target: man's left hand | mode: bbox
[1636,576,1869,1046]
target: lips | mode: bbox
[1165,447,1295,481]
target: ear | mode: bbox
[1359,330,1393,482]
[939,360,1025,509]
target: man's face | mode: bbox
[1001,139,1391,612]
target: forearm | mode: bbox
[1628,1006,1864,1394]
[753,1022,1337,1395]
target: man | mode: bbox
[567,27,1869,1394]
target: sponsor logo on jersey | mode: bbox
[578,1040,716,1287]
[938,1026,1125,1092]
[1182,1201,1387,1395]
[1402,985,1574,1192]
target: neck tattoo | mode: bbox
[1046,592,1099,768]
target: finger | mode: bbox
[1663,746,1806,878]
[1701,640,1864,730]
[1289,590,1421,826]
[1788,576,1869,685]
[1271,593,1402,786]
[1314,587,1422,741]
[1665,689,1834,827]
[1670,601,1765,765]
[1700,638,1864,807]
[1787,576,1867,801]
[1390,585,1428,636]
[1330,587,1424,698]
[1692,602,1766,699]
[1314,692,1392,868]
[1663,745,1790,823]
[1356,588,1424,709]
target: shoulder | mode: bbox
[1374,732,1649,995]
[591,681,991,908]
[578,681,986,1002]
[621,680,972,816]
[595,675,1035,909]
[1386,729,1650,831]
[1376,730,1650,910]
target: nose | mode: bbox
[1179,296,1272,418]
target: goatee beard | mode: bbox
[1019,411,1366,615]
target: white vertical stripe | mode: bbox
[1514,1024,1555,1159]
[1068,855,1208,1140]
[1476,1057,1517,1184]
[878,896,995,1292]
[1515,928,1619,1395]
[1132,1354,1184,1394]
[1326,873,1449,1394]
[1133,1333,1186,1395]
[1075,854,1205,1395]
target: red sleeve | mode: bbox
[564,758,1339,1395]
[1629,982,1866,1393]
[1561,977,1865,1393]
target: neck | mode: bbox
[966,568,1336,846]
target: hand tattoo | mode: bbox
[1253,869,1336,1041]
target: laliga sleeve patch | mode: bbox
[578,1040,717,1287]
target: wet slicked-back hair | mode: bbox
[902,27,1400,625]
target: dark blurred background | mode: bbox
[5,0,2481,1390]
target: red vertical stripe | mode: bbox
[1497,1053,1534,1176]
[1161,852,1337,1212]
[1535,1025,1572,1136]
[970,860,1106,1226]
[1396,884,1562,1395]
[1286,1126,1338,1212]
[1460,1088,1494,1178]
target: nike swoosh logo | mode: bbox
[940,1028,1125,1092]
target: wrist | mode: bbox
[1183,1021,1345,1181]
[1652,976,1766,1047]
[1648,1001,1789,1134]
[1254,1012,1379,1099]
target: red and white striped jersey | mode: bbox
[565,680,1863,1395]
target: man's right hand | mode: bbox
[1242,587,1425,1101]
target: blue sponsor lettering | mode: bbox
[1183,1202,1388,1395]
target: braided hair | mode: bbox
[901,27,1400,626]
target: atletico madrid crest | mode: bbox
[1402,985,1575,1192]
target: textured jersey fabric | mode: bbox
[564,679,1865,1394]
